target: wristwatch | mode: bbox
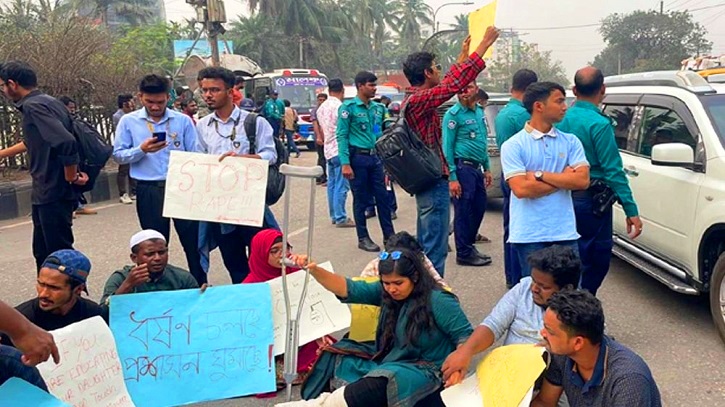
[534,171,544,182]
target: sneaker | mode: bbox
[335,218,356,228]
[120,193,133,204]
[75,207,98,215]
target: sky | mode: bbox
[109,0,725,77]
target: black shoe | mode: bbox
[365,211,376,219]
[358,237,381,252]
[456,254,492,267]
[391,212,398,220]
[472,247,492,261]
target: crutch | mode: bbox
[279,163,324,402]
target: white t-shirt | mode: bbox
[316,97,343,160]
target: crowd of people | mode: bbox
[0,22,662,407]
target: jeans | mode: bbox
[573,191,614,295]
[117,163,136,196]
[512,240,580,278]
[327,156,350,224]
[32,200,75,271]
[210,223,260,284]
[270,118,282,139]
[285,130,300,154]
[0,345,47,391]
[501,175,522,286]
[264,205,280,230]
[416,178,450,276]
[453,163,487,258]
[349,152,394,241]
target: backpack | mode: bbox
[70,118,113,193]
[374,104,442,195]
[244,112,288,205]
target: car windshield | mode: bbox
[277,84,324,113]
[699,94,725,148]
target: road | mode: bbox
[0,151,723,407]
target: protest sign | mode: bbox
[478,344,545,407]
[468,0,498,59]
[110,284,275,407]
[267,261,352,356]
[36,316,134,407]
[0,378,70,407]
[163,151,268,227]
[440,373,533,407]
[348,277,382,343]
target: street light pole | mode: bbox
[432,1,474,34]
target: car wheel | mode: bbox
[710,253,725,343]
[307,141,316,151]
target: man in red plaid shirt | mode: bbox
[401,26,499,276]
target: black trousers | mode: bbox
[32,200,75,271]
[209,223,260,284]
[344,377,445,407]
[316,143,327,181]
[135,181,204,283]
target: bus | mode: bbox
[245,69,328,150]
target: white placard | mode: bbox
[440,373,534,407]
[163,151,268,226]
[37,316,135,407]
[268,261,352,356]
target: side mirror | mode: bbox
[651,143,694,167]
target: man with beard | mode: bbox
[100,230,199,310]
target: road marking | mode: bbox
[0,202,125,231]
[288,227,308,237]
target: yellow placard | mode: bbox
[477,344,546,407]
[468,0,498,59]
[348,277,381,342]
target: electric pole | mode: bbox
[186,0,227,67]
[660,1,664,14]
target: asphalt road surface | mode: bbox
[0,151,723,407]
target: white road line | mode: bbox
[288,227,309,237]
[0,202,125,231]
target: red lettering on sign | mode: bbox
[178,161,195,192]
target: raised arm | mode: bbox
[291,256,348,298]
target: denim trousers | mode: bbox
[501,175,522,286]
[573,191,614,295]
[416,178,450,276]
[326,156,350,224]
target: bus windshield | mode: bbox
[274,76,328,113]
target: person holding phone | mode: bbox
[112,74,205,285]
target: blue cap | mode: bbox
[240,98,255,111]
[42,250,91,287]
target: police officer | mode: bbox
[557,66,643,295]
[443,81,493,267]
[263,90,285,137]
[113,74,204,284]
[494,69,538,288]
[338,71,395,252]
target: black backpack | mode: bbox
[374,104,442,195]
[70,118,113,193]
[244,112,288,205]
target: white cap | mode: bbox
[129,230,166,250]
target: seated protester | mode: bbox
[441,245,580,385]
[1,249,103,347]
[0,345,47,391]
[100,230,198,310]
[242,229,333,393]
[291,250,473,407]
[360,231,449,291]
[532,290,662,407]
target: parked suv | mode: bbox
[602,71,725,342]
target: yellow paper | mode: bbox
[468,0,498,59]
[348,277,381,342]
[477,344,546,407]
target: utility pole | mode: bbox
[660,0,664,14]
[187,0,227,67]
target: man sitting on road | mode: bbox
[1,249,104,346]
[531,290,662,407]
[100,230,199,310]
[441,245,580,385]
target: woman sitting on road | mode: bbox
[285,243,473,407]
[242,229,333,394]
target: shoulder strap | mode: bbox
[244,112,258,154]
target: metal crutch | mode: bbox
[279,163,324,402]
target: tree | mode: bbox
[70,0,156,27]
[390,0,431,55]
[228,14,293,71]
[483,42,569,92]
[592,10,711,75]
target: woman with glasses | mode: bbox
[242,229,334,396]
[286,242,473,407]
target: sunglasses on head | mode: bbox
[379,251,403,261]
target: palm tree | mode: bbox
[228,13,291,70]
[389,0,432,54]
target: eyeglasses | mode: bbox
[379,251,402,261]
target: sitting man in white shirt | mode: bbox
[441,244,580,385]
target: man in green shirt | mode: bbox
[494,69,538,288]
[557,66,642,295]
[100,230,199,310]
[263,90,285,138]
[443,81,493,267]
[338,71,394,252]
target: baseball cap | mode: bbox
[240,98,255,112]
[130,229,166,250]
[41,250,91,291]
[271,90,279,95]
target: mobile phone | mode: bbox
[153,131,167,142]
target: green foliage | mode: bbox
[113,22,176,73]
[593,10,711,75]
[483,43,569,92]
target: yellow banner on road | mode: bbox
[468,0,498,58]
[477,344,546,407]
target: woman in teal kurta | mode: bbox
[294,248,473,407]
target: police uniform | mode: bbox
[336,96,394,246]
[442,102,491,261]
[557,100,639,295]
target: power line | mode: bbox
[512,23,600,31]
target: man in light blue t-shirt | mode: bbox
[500,82,590,279]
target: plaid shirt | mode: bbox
[403,53,486,177]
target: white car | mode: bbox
[603,70,725,342]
